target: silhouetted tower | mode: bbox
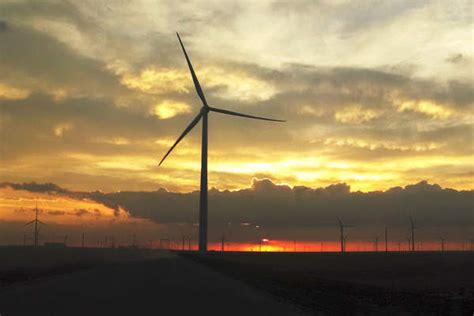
[409,216,416,252]
[337,217,353,253]
[24,204,45,247]
[374,236,379,252]
[440,236,445,252]
[158,33,285,253]
[384,226,388,252]
[343,234,350,252]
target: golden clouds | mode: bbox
[334,105,382,123]
[323,137,442,152]
[0,187,135,225]
[0,83,30,100]
[53,123,73,137]
[109,61,275,102]
[153,100,191,119]
[395,100,453,119]
[199,66,276,102]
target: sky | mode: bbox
[0,1,472,247]
[0,0,472,193]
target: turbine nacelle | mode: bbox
[159,33,285,167]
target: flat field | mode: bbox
[184,251,474,315]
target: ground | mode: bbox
[0,247,473,315]
[0,247,300,316]
[185,251,474,315]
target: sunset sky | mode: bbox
[0,1,472,247]
[1,0,472,193]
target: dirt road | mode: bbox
[0,252,302,316]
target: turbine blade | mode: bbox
[159,112,203,166]
[176,33,208,106]
[38,220,46,226]
[24,220,35,226]
[209,107,285,122]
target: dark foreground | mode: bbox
[184,251,474,315]
[0,247,473,315]
[0,246,299,316]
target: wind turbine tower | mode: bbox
[337,217,353,253]
[24,204,45,247]
[159,33,285,253]
[409,216,416,252]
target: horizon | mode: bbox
[1,178,472,249]
[0,1,472,251]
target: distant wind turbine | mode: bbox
[439,236,445,252]
[337,216,354,253]
[409,216,416,252]
[24,203,46,247]
[159,33,285,253]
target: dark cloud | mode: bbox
[5,179,472,242]
[0,182,67,193]
[446,53,466,64]
[0,20,7,32]
[0,24,121,96]
[74,209,90,217]
[48,210,66,216]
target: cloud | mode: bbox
[3,180,472,243]
[0,20,7,32]
[445,53,468,64]
[0,1,472,194]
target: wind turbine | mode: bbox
[24,203,46,247]
[374,236,379,252]
[159,33,285,253]
[439,235,445,252]
[336,216,354,253]
[409,216,416,252]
